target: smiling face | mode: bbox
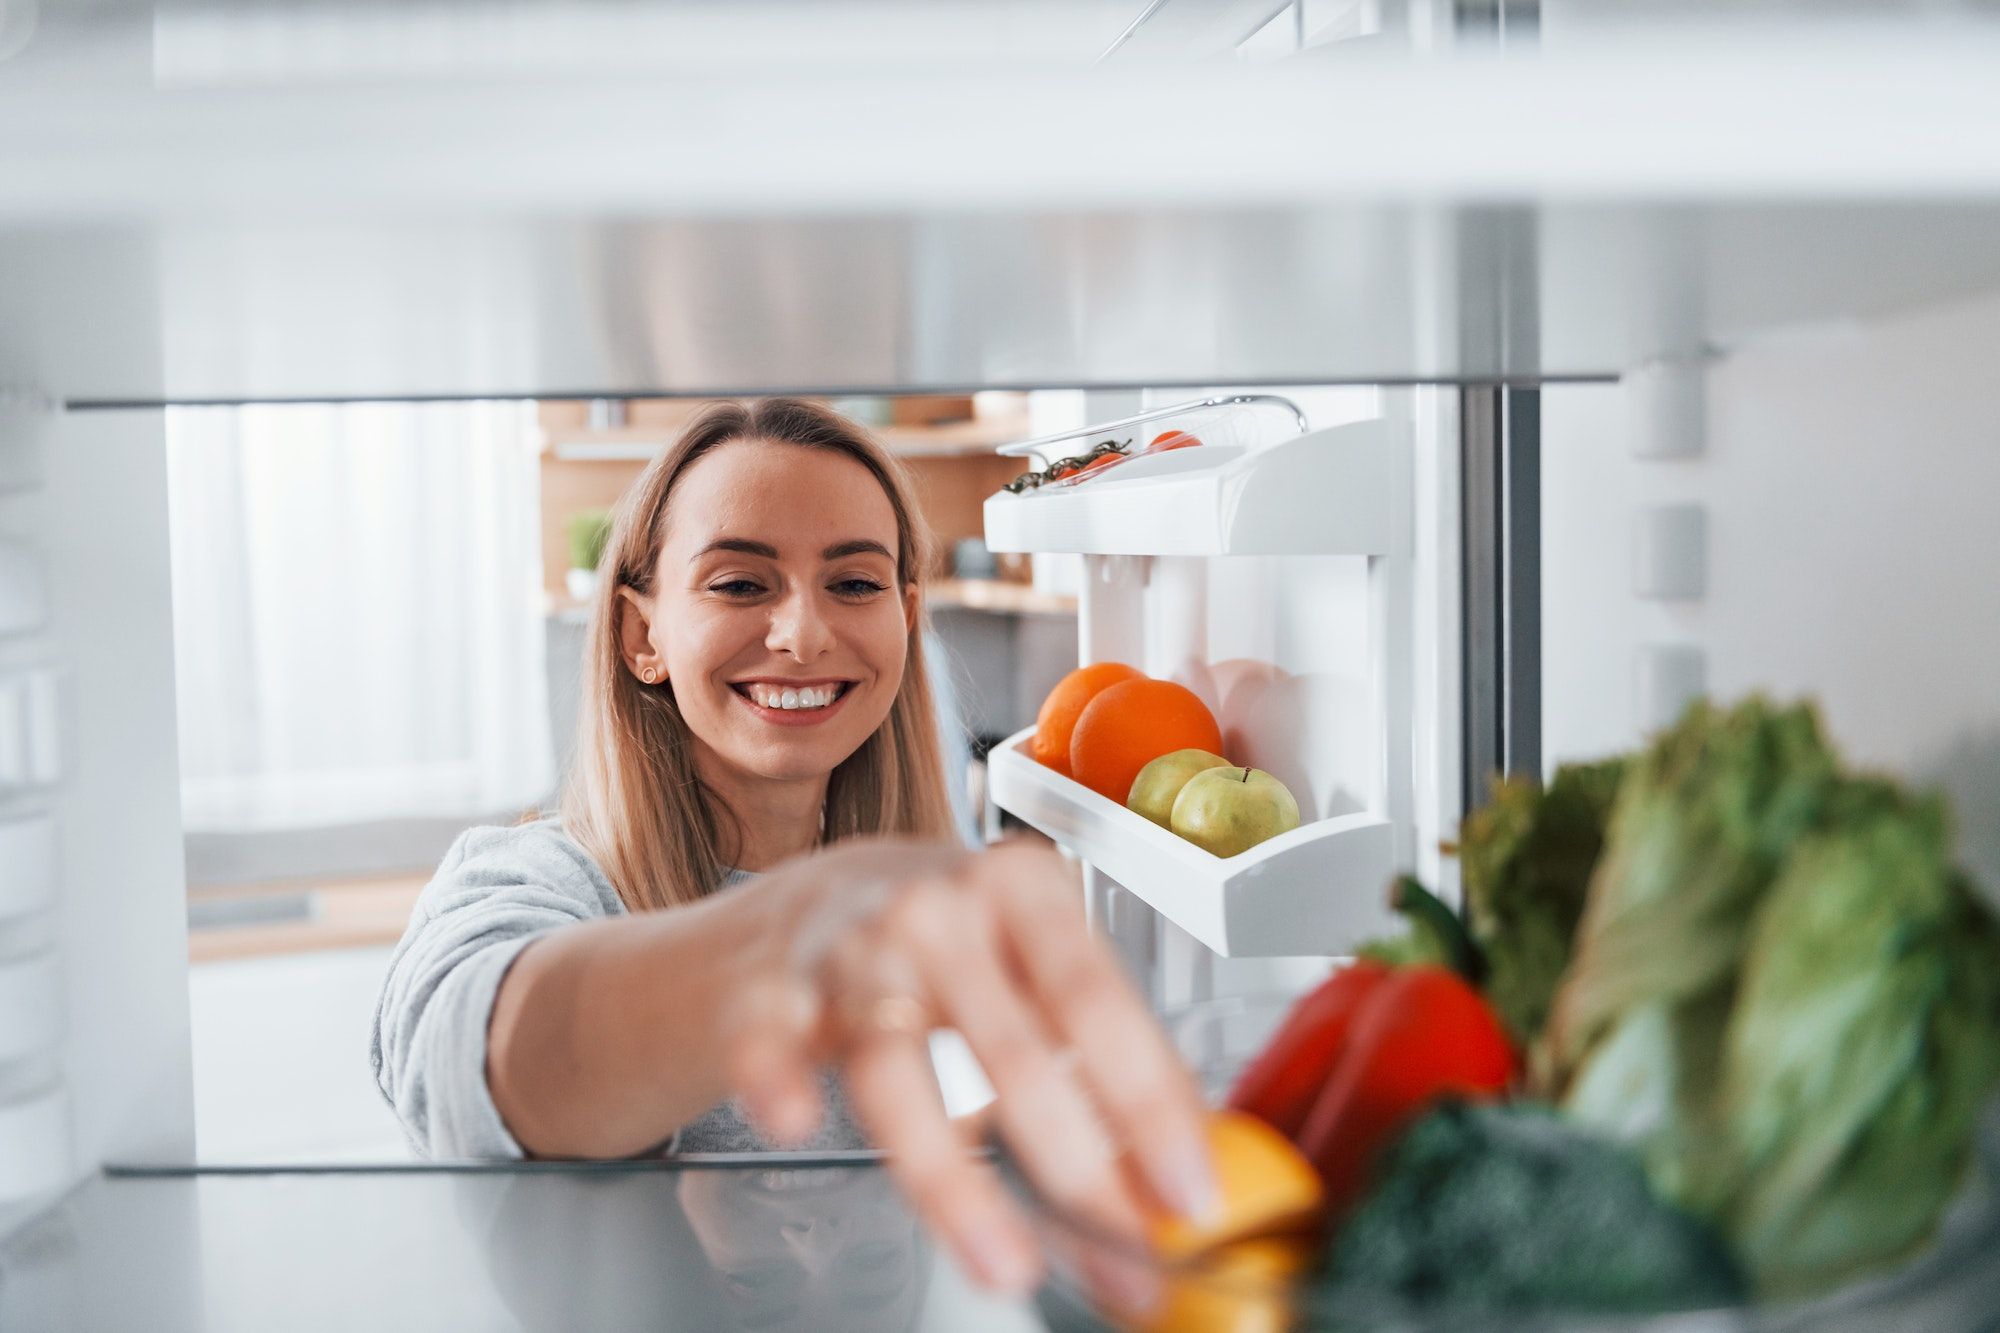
[618,437,917,795]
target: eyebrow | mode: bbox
[694,538,894,563]
[822,539,894,561]
[695,538,780,561]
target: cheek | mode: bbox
[664,604,758,683]
[855,604,910,679]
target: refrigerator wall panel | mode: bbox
[0,400,196,1211]
[1543,289,2000,891]
[0,813,56,921]
[0,951,60,1067]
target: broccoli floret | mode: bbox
[1307,1103,1745,1322]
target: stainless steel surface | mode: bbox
[0,1164,1047,1332]
[1500,387,1541,782]
[1459,388,1505,806]
[16,204,2000,406]
[1462,384,1543,798]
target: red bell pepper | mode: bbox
[1294,965,1516,1216]
[1226,960,1392,1140]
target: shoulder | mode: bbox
[420,814,625,923]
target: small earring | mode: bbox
[640,667,658,684]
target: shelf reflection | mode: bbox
[461,1162,937,1332]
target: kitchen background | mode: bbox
[168,385,1376,1162]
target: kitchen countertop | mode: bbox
[0,1160,1052,1333]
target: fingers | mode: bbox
[973,844,1219,1225]
[841,1020,1042,1294]
[903,884,1149,1241]
[715,973,825,1147]
[765,835,1215,1298]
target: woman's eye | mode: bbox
[832,578,889,597]
[708,579,766,597]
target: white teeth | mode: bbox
[746,684,842,710]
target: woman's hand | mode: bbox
[713,837,1216,1296]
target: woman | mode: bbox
[371,398,1214,1295]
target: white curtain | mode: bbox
[165,401,554,832]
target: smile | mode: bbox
[729,679,857,726]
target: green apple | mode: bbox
[1169,767,1302,857]
[1127,748,1232,827]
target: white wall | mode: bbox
[1544,289,2000,890]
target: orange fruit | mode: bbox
[1129,1236,1311,1333]
[1148,1110,1324,1260]
[1069,679,1224,803]
[1032,662,1144,776]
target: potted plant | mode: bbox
[565,509,614,603]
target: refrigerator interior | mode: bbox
[2,15,2000,1324]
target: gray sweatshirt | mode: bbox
[370,816,867,1159]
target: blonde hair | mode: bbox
[558,398,955,913]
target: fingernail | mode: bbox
[960,1218,1039,1294]
[1148,1134,1220,1223]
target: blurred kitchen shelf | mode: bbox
[987,728,1399,958]
[984,419,1404,558]
[927,579,1076,616]
[879,416,1033,457]
[187,874,426,964]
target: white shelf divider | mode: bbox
[983,419,1402,558]
[988,727,1401,958]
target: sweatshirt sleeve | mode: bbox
[370,821,616,1160]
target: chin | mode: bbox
[743,745,855,783]
[728,722,879,781]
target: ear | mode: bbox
[615,586,668,684]
[902,583,921,634]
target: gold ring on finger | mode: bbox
[862,993,931,1039]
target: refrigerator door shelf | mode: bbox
[996,394,1307,463]
[983,419,1403,558]
[988,728,1399,958]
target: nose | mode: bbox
[778,1218,840,1274]
[765,586,834,663]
